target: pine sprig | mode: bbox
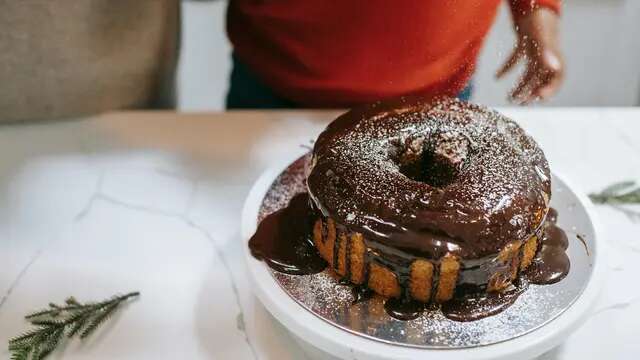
[589,181,640,205]
[80,301,121,339]
[589,180,640,223]
[9,292,139,360]
[10,347,30,360]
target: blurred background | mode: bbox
[178,0,640,110]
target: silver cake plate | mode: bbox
[243,154,602,353]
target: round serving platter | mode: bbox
[242,154,606,360]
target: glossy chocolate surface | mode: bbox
[441,281,529,322]
[249,182,570,321]
[307,97,551,259]
[522,212,571,285]
[250,95,566,321]
[384,298,425,321]
[248,153,590,347]
[248,192,327,275]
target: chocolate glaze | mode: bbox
[249,154,570,321]
[307,97,551,260]
[376,210,570,320]
[249,193,327,275]
[439,210,569,322]
[249,98,569,321]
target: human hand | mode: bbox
[496,7,564,105]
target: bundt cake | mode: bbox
[306,96,552,304]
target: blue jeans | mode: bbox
[226,54,473,109]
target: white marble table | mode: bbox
[0,109,638,360]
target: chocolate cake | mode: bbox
[306,96,551,304]
[249,96,569,321]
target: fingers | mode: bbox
[505,7,564,105]
[511,68,561,105]
[509,47,564,105]
[509,66,537,104]
[533,70,562,100]
[496,46,523,79]
[533,51,564,100]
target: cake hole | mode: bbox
[391,133,468,188]
[398,148,458,187]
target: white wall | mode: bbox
[178,0,231,110]
[475,0,640,107]
[177,0,640,110]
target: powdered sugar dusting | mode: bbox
[258,154,310,222]
[307,97,551,258]
[253,157,590,349]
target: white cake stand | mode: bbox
[241,157,606,360]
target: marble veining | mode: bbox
[589,296,640,318]
[73,169,259,360]
[0,160,259,358]
[0,250,42,310]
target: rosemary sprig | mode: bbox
[589,181,640,204]
[9,292,139,360]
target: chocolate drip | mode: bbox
[522,211,570,284]
[384,265,422,320]
[442,281,528,322]
[345,236,352,281]
[332,230,354,282]
[351,285,374,305]
[370,252,413,296]
[384,297,424,321]
[363,248,372,286]
[576,234,590,256]
[249,142,570,323]
[332,231,341,273]
[248,193,327,275]
[250,194,571,321]
[364,247,426,320]
[542,224,568,250]
[547,207,558,224]
[523,245,570,284]
[430,262,442,304]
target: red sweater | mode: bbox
[227,0,560,107]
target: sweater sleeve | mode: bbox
[509,0,561,16]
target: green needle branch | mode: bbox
[9,292,139,360]
[589,181,640,222]
[589,181,640,205]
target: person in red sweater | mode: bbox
[226,0,563,109]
